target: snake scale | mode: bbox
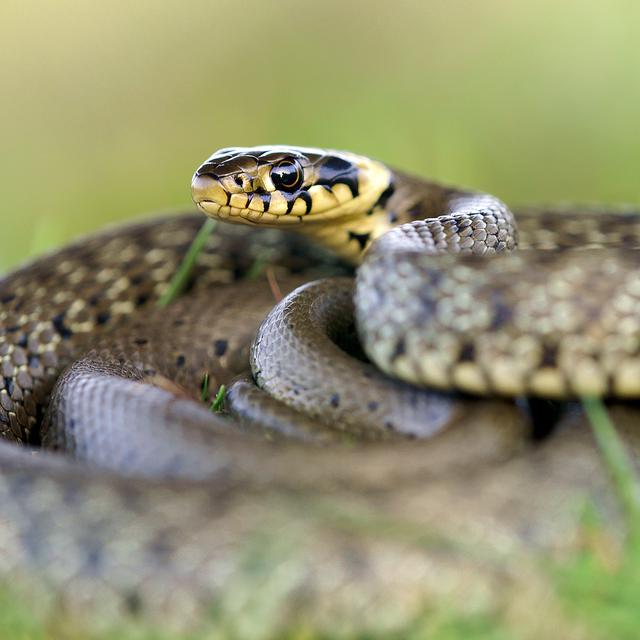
[1,145,640,629]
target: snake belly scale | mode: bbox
[0,145,639,625]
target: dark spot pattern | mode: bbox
[96,312,111,326]
[213,340,228,357]
[459,343,476,362]
[390,338,406,361]
[489,300,513,330]
[540,344,558,368]
[51,314,73,339]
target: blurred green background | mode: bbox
[1,0,639,272]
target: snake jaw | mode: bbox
[191,146,393,227]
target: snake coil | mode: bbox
[0,145,638,627]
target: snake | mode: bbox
[1,145,640,629]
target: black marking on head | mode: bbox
[348,231,371,251]
[316,156,359,197]
[285,195,295,214]
[459,342,476,362]
[282,189,304,214]
[330,393,340,408]
[213,339,228,357]
[298,190,312,214]
[336,172,359,197]
[320,155,352,174]
[257,193,271,211]
[51,313,73,339]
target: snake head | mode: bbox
[191,146,392,226]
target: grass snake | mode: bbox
[1,146,639,629]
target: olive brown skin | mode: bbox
[0,146,639,629]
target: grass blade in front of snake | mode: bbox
[210,384,226,412]
[583,397,640,544]
[157,218,217,307]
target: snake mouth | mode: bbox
[191,172,361,226]
[192,174,306,225]
[191,146,394,228]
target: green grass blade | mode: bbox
[582,396,640,544]
[157,219,217,308]
[201,372,210,403]
[210,384,226,412]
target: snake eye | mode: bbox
[270,160,302,191]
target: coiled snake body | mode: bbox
[1,146,640,628]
